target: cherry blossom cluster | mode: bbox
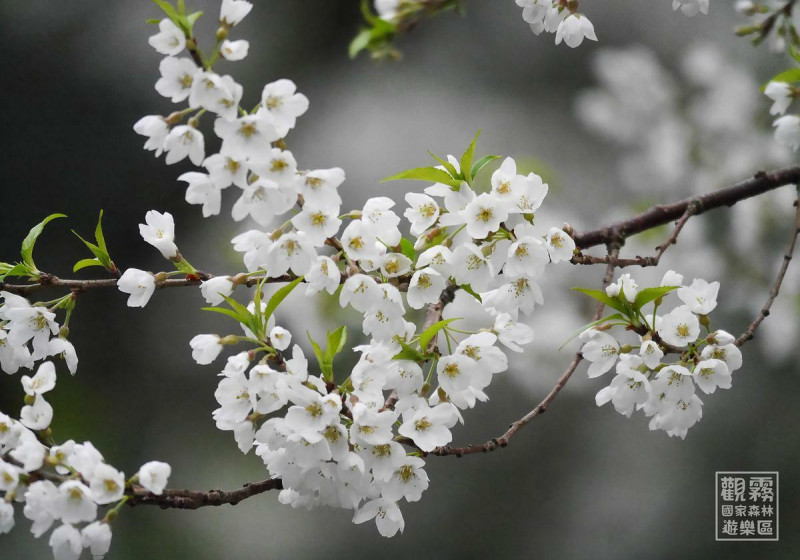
[579,270,742,439]
[0,293,171,560]
[513,0,597,48]
[766,80,800,151]
[125,0,578,537]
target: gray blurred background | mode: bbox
[0,1,798,558]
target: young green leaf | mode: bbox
[399,238,416,262]
[459,131,480,183]
[264,276,304,320]
[392,339,428,362]
[73,258,104,273]
[325,326,348,364]
[558,313,626,351]
[766,68,800,86]
[471,154,501,179]
[419,317,461,352]
[151,0,180,22]
[0,262,33,282]
[572,287,630,315]
[632,286,680,310]
[427,151,460,179]
[459,284,482,303]
[349,29,372,59]
[202,306,246,323]
[382,167,461,188]
[307,332,331,381]
[21,214,67,271]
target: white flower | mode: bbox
[66,442,105,480]
[352,498,404,537]
[693,358,731,394]
[482,277,544,318]
[339,274,380,312]
[595,355,652,417]
[190,334,223,365]
[164,125,205,165]
[380,253,412,278]
[248,148,298,186]
[265,233,315,277]
[341,220,379,261]
[504,236,549,279]
[220,0,253,26]
[463,193,509,239]
[398,402,459,452]
[203,153,248,188]
[375,0,402,20]
[139,210,178,259]
[291,203,342,246]
[605,273,639,302]
[639,340,664,369]
[349,403,397,446]
[148,19,185,56]
[82,522,112,560]
[155,57,198,102]
[305,256,340,295]
[452,243,494,292]
[555,14,597,48]
[657,305,700,347]
[437,354,479,395]
[297,168,345,206]
[47,338,78,375]
[773,115,800,151]
[404,193,440,235]
[492,313,534,352]
[220,39,249,61]
[5,304,59,358]
[56,480,97,524]
[200,276,235,306]
[407,268,445,310]
[765,82,793,116]
[579,329,619,377]
[89,463,125,505]
[23,480,57,537]
[117,269,156,308]
[545,227,575,263]
[231,178,294,227]
[49,523,83,560]
[0,501,14,535]
[215,114,280,161]
[701,343,743,372]
[133,116,168,157]
[181,171,224,217]
[189,72,242,121]
[0,460,19,492]
[416,245,453,276]
[361,197,402,246]
[260,79,309,134]
[21,360,57,396]
[137,461,171,495]
[677,278,719,315]
[660,269,684,287]
[20,395,53,430]
[672,0,709,16]
[381,456,429,502]
[269,326,291,351]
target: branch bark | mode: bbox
[126,479,283,510]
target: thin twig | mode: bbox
[736,188,800,347]
[126,478,283,510]
[432,244,621,457]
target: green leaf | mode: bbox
[94,210,108,254]
[264,276,304,320]
[151,0,180,22]
[572,287,630,315]
[558,313,626,351]
[186,11,203,28]
[427,151,460,179]
[220,294,257,334]
[399,238,416,261]
[0,262,33,281]
[382,167,461,188]
[21,214,67,271]
[202,306,246,323]
[419,317,461,352]
[360,0,381,25]
[325,326,348,363]
[471,154,501,179]
[459,131,480,183]
[307,333,329,380]
[73,258,104,273]
[459,284,482,303]
[392,339,428,362]
[145,18,161,24]
[349,29,372,59]
[763,68,800,91]
[632,286,680,310]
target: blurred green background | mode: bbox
[0,1,797,558]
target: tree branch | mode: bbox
[736,187,800,347]
[126,479,283,510]
[572,166,800,250]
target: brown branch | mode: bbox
[572,166,800,250]
[126,479,283,510]
[432,245,621,457]
[736,187,800,347]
